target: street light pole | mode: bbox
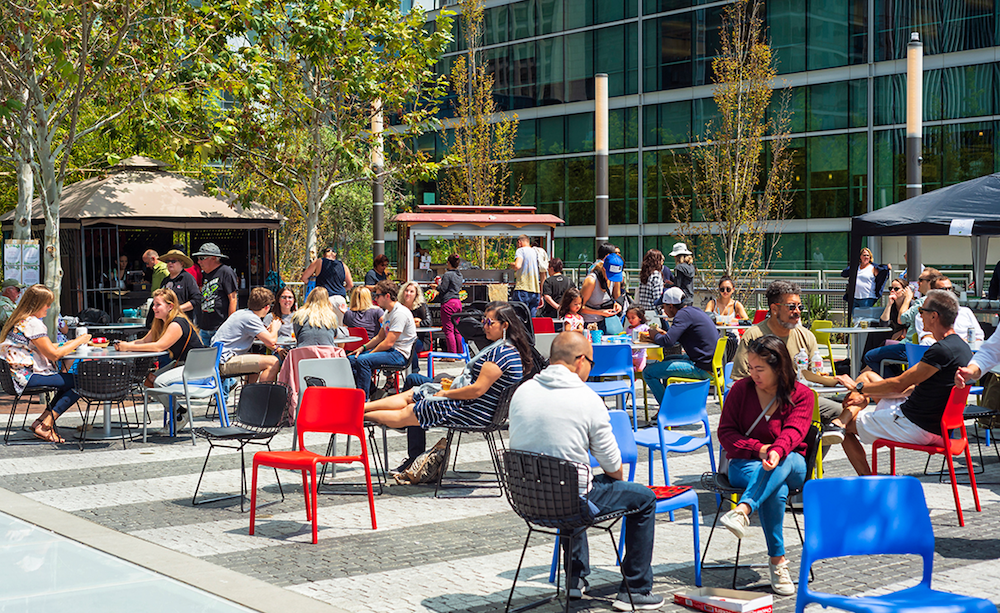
[372,100,385,258]
[905,33,922,283]
[594,73,609,256]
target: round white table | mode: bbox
[717,325,754,331]
[61,347,167,440]
[415,326,442,334]
[821,327,892,379]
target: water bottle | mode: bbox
[794,348,808,381]
[811,349,824,374]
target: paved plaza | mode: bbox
[1,362,1000,612]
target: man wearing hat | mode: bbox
[668,242,695,305]
[194,242,239,346]
[641,286,717,407]
[142,250,170,295]
[0,279,24,325]
[160,249,202,325]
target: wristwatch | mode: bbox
[855,381,864,393]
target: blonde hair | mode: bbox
[350,286,374,311]
[0,284,53,342]
[397,281,425,308]
[148,288,198,341]
[293,287,340,329]
[675,254,694,265]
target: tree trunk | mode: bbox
[13,152,33,241]
[36,131,62,339]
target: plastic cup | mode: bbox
[441,378,453,390]
[76,326,88,338]
[590,330,603,344]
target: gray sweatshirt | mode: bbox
[508,364,621,493]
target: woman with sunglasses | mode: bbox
[705,275,748,323]
[841,247,891,309]
[363,302,531,433]
[717,334,813,596]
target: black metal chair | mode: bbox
[192,382,289,512]
[499,449,637,613]
[125,355,158,426]
[700,424,820,589]
[74,360,133,451]
[0,358,58,445]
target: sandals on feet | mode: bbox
[31,420,64,443]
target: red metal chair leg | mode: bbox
[249,461,259,535]
[302,471,311,521]
[945,451,964,526]
[966,444,982,512]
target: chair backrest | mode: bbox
[298,357,355,391]
[182,346,223,384]
[296,387,366,450]
[235,383,290,429]
[75,359,132,399]
[533,332,558,359]
[752,309,768,324]
[589,344,635,380]
[801,476,934,585]
[723,362,734,389]
[0,359,19,396]
[532,317,556,334]
[590,410,637,471]
[810,319,833,345]
[941,384,973,433]
[904,342,930,367]
[710,336,728,400]
[801,424,820,483]
[500,449,590,529]
[344,327,370,353]
[657,379,710,428]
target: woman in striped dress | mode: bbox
[363,302,532,429]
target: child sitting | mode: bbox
[558,288,585,334]
[625,306,650,370]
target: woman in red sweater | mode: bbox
[718,334,812,596]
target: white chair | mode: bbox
[533,333,558,359]
[143,346,228,444]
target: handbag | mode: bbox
[719,395,777,475]
[604,313,625,335]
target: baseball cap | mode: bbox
[604,252,624,283]
[656,287,686,306]
[1,279,25,290]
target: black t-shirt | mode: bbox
[200,264,238,331]
[168,316,205,362]
[540,274,573,318]
[317,258,347,297]
[163,270,202,326]
[900,333,973,434]
[365,268,387,287]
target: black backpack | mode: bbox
[77,308,111,325]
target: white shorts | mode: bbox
[855,398,943,447]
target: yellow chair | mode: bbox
[812,390,824,479]
[811,320,834,369]
[710,337,728,410]
[638,346,663,423]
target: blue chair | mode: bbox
[427,336,471,378]
[587,344,638,429]
[796,476,995,613]
[634,379,715,519]
[548,411,701,587]
[722,362,734,404]
[904,342,930,367]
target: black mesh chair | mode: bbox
[0,359,58,445]
[499,449,638,613]
[74,360,133,451]
[700,424,820,589]
[192,382,289,512]
[125,355,158,426]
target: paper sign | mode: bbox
[949,219,974,236]
[3,239,40,285]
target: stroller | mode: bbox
[454,300,545,377]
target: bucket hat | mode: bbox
[192,243,228,259]
[668,242,693,257]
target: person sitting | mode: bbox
[348,280,416,399]
[860,268,939,377]
[624,306,650,371]
[831,289,973,477]
[641,287,717,405]
[731,280,844,442]
[265,286,297,341]
[116,288,204,373]
[558,288,586,333]
[859,277,909,376]
[915,276,982,346]
[365,254,390,290]
[705,275,748,322]
[508,331,662,610]
[540,257,573,318]
[292,287,343,347]
[0,279,24,325]
[718,335,813,597]
[398,280,431,374]
[212,287,282,383]
[343,286,384,341]
[363,302,528,431]
[0,284,91,443]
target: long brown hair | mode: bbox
[639,249,664,284]
[0,284,53,342]
[149,288,198,341]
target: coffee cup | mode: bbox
[76,326,88,338]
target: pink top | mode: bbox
[718,377,813,461]
[563,313,585,332]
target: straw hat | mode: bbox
[160,249,193,268]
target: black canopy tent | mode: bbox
[846,171,1000,317]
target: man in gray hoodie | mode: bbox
[509,332,662,611]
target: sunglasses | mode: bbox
[163,260,178,264]
[482,317,496,327]
[918,306,938,315]
[783,303,805,311]
[719,287,733,293]
[577,354,595,367]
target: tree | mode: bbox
[0,0,229,328]
[438,0,519,210]
[218,0,453,270]
[666,0,793,290]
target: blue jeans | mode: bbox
[410,338,425,374]
[728,453,807,557]
[643,357,710,406]
[565,475,657,593]
[402,374,433,463]
[863,342,907,376]
[511,290,540,318]
[348,349,408,400]
[854,297,877,309]
[200,329,216,347]
[26,373,80,416]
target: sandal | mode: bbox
[31,420,65,444]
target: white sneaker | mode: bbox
[768,559,795,596]
[720,508,749,539]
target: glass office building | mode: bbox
[407,0,1000,271]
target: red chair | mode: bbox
[532,317,556,333]
[751,309,768,324]
[343,327,369,353]
[249,387,376,543]
[871,385,981,526]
